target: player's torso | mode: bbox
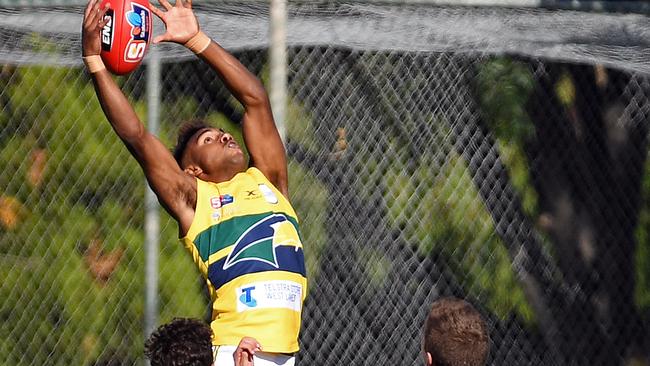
[181,168,306,353]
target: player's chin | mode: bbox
[229,147,244,158]
[230,154,247,168]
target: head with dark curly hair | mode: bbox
[172,120,247,183]
[172,120,211,167]
[423,297,489,366]
[145,318,213,366]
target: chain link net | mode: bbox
[1,2,650,366]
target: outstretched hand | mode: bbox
[82,0,110,56]
[149,0,199,44]
[233,337,262,366]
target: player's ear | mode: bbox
[184,165,203,177]
[425,352,433,366]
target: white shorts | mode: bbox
[213,345,295,366]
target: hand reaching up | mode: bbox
[149,0,199,44]
[82,0,110,56]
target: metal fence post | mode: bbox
[270,0,287,142]
[144,44,161,363]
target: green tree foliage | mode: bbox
[1,53,648,365]
[476,58,650,363]
[0,65,205,365]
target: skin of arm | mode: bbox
[150,0,289,198]
[83,0,289,236]
[81,0,196,233]
[197,43,289,198]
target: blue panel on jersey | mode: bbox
[208,246,306,289]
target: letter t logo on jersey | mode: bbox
[239,286,257,307]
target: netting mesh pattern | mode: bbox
[2,2,650,71]
[1,2,650,366]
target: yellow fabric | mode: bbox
[180,167,306,353]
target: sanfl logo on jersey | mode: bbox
[223,214,302,270]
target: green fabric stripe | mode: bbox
[193,212,300,262]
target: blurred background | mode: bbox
[0,0,649,365]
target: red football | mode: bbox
[99,0,152,75]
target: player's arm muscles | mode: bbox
[198,44,289,198]
[82,0,194,233]
[90,72,196,232]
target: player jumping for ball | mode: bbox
[81,0,307,365]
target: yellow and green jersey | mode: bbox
[180,167,306,353]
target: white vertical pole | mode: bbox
[270,0,288,142]
[144,44,161,361]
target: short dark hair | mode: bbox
[144,318,213,366]
[423,297,489,366]
[173,120,211,167]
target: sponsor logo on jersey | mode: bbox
[259,184,278,204]
[209,194,235,209]
[210,196,221,209]
[239,286,258,307]
[100,9,114,51]
[220,194,234,205]
[124,3,150,62]
[236,280,302,312]
[244,189,259,200]
[223,214,302,270]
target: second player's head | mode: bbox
[145,317,213,366]
[173,120,247,181]
[423,297,489,366]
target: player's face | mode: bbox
[187,128,246,174]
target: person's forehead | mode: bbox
[192,127,224,143]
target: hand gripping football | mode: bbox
[99,0,152,75]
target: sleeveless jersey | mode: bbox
[180,167,306,353]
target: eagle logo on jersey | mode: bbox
[223,214,302,270]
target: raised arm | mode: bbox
[150,0,289,197]
[81,0,195,232]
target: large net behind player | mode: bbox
[0,1,649,365]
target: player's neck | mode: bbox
[200,167,245,184]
